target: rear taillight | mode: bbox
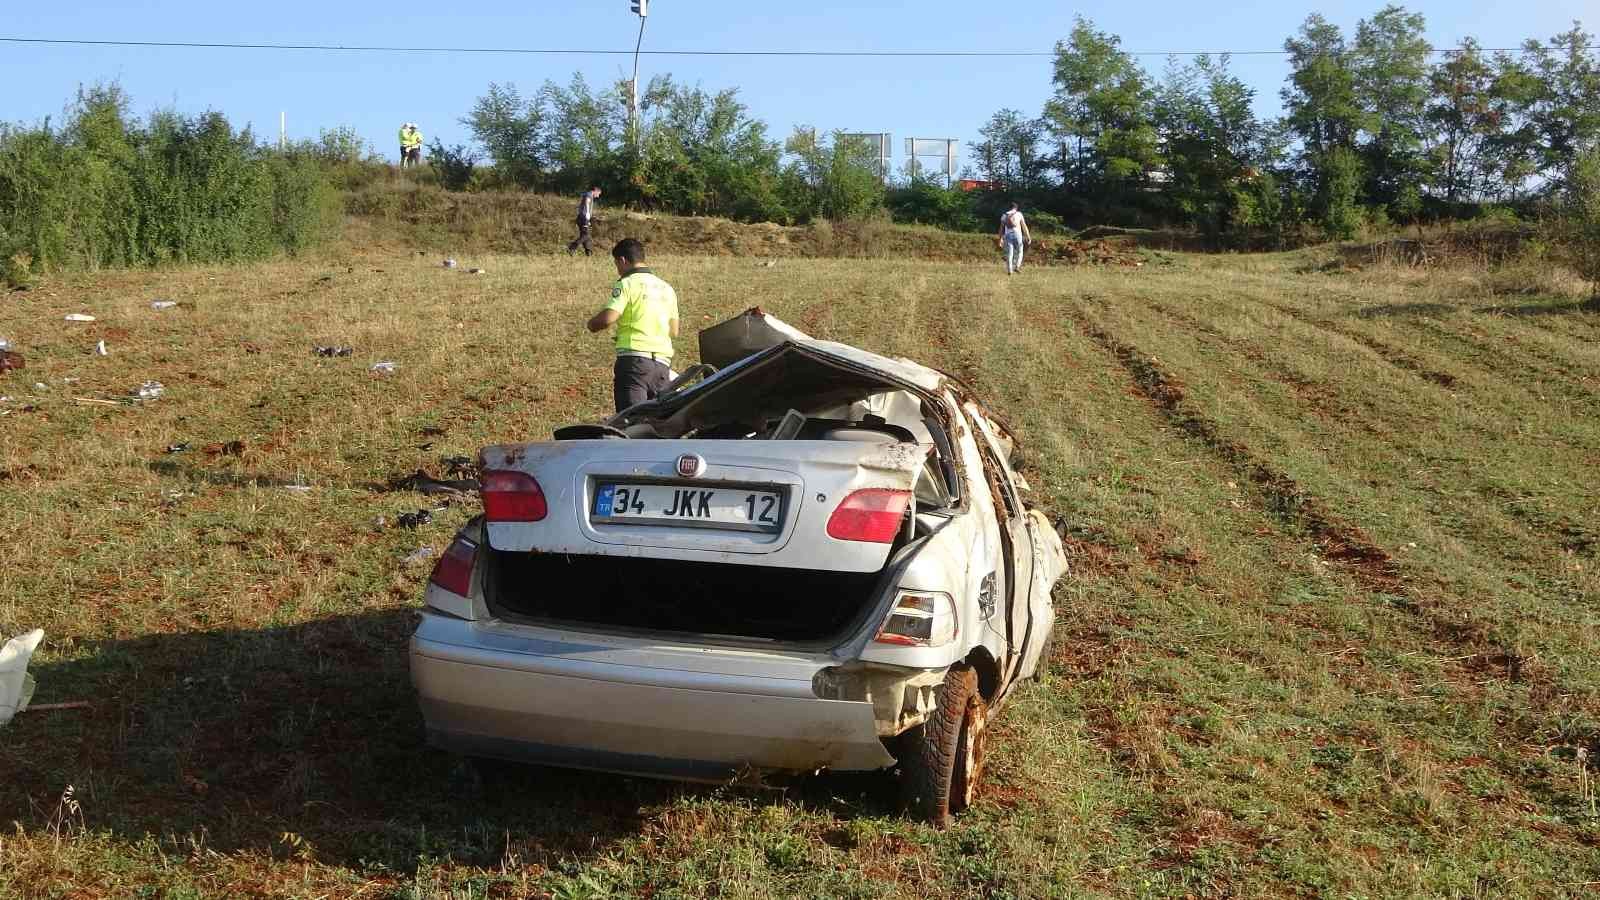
[482,470,547,522]
[826,488,910,543]
[874,591,958,647]
[428,537,477,597]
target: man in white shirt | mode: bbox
[998,202,1032,274]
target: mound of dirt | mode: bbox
[1029,237,1143,266]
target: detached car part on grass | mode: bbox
[409,310,1067,826]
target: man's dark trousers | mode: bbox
[568,219,592,256]
[613,355,672,412]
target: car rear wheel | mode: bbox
[899,665,987,828]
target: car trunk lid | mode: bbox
[479,438,929,573]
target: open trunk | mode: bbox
[485,550,889,643]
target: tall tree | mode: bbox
[1426,40,1499,202]
[1043,18,1159,196]
[1521,23,1600,188]
[1283,15,1366,232]
[1153,54,1261,231]
[971,109,1046,189]
[461,82,547,188]
[1351,5,1432,205]
[1282,15,1362,160]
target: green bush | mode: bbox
[1316,147,1366,241]
[427,139,478,192]
[0,85,338,275]
[885,178,983,232]
[1559,148,1600,294]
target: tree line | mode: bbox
[966,8,1597,244]
[455,6,1597,247]
[0,85,341,285]
[441,74,887,225]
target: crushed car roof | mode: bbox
[701,310,946,393]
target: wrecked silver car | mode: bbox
[409,311,1067,825]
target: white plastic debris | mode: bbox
[64,313,96,322]
[0,337,10,350]
[134,380,165,400]
[33,382,47,391]
[467,267,486,275]
[405,547,436,564]
[96,340,108,356]
[150,300,179,310]
[0,629,45,727]
[370,361,397,374]
[442,258,457,269]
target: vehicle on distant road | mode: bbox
[409,310,1067,825]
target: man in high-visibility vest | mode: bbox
[399,123,423,169]
[586,238,679,413]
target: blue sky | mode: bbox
[1,1,1591,168]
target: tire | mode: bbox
[899,665,988,828]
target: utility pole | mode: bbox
[279,111,286,151]
[629,0,648,146]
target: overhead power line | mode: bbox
[0,36,1558,57]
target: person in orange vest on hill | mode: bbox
[399,123,423,169]
[568,185,602,257]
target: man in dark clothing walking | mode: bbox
[567,186,602,256]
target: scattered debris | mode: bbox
[96,340,108,356]
[314,345,354,357]
[0,628,44,727]
[441,455,477,478]
[757,260,777,268]
[34,382,48,391]
[0,350,23,372]
[150,300,179,310]
[18,701,90,714]
[442,258,457,269]
[388,470,479,495]
[164,442,191,453]
[0,337,8,349]
[370,361,397,374]
[396,508,434,529]
[282,485,314,493]
[467,267,486,275]
[134,380,165,400]
[202,440,246,457]
[64,313,96,322]
[405,546,436,564]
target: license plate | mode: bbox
[593,483,783,532]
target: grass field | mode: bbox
[1,230,1597,898]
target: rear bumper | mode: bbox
[409,616,897,780]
